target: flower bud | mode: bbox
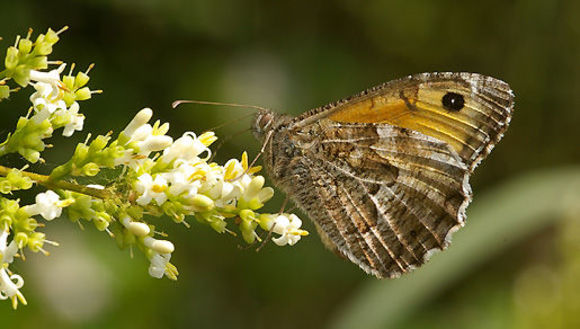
[29,56,48,70]
[240,219,258,244]
[128,222,150,237]
[189,194,214,212]
[22,150,40,163]
[13,66,30,87]
[14,232,28,249]
[0,85,10,100]
[93,212,112,231]
[123,108,153,138]
[258,187,274,203]
[0,214,13,228]
[27,232,46,252]
[210,219,227,233]
[82,162,100,176]
[62,75,75,89]
[44,28,60,44]
[144,237,174,254]
[34,42,52,56]
[18,38,32,54]
[75,87,91,101]
[239,209,256,222]
[5,47,19,69]
[75,72,90,88]
[245,176,265,199]
[0,180,11,194]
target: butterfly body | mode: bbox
[252,72,514,278]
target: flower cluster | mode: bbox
[0,28,308,309]
[0,27,98,163]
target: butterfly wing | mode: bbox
[274,73,513,278]
[292,72,514,171]
[289,122,469,278]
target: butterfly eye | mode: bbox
[441,92,465,111]
[256,112,274,132]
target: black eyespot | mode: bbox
[441,92,465,111]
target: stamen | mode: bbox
[55,26,69,35]
[42,239,59,246]
[85,63,95,74]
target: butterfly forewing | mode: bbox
[293,72,513,170]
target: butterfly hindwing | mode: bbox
[287,121,471,278]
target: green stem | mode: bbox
[0,164,111,199]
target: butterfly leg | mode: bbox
[278,195,289,214]
[255,222,276,252]
[256,174,300,252]
[228,130,274,182]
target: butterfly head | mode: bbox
[252,109,278,141]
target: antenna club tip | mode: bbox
[171,100,183,109]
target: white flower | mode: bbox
[29,63,66,87]
[30,82,67,115]
[136,134,173,155]
[0,230,18,265]
[239,176,273,204]
[131,123,154,142]
[207,179,238,206]
[114,135,172,169]
[122,108,153,138]
[0,229,26,308]
[267,214,307,246]
[24,190,63,220]
[135,174,168,206]
[61,102,85,137]
[115,111,173,168]
[206,158,248,204]
[29,64,67,122]
[0,266,25,308]
[162,132,210,163]
[164,162,202,197]
[145,236,176,280]
[223,158,245,180]
[126,122,173,154]
[148,252,171,279]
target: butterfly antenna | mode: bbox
[172,99,271,112]
[205,112,255,133]
[172,98,268,164]
[172,98,263,133]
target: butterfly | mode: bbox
[251,72,514,278]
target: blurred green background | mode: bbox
[1,1,579,328]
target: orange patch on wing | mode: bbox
[327,98,409,123]
[328,95,470,154]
